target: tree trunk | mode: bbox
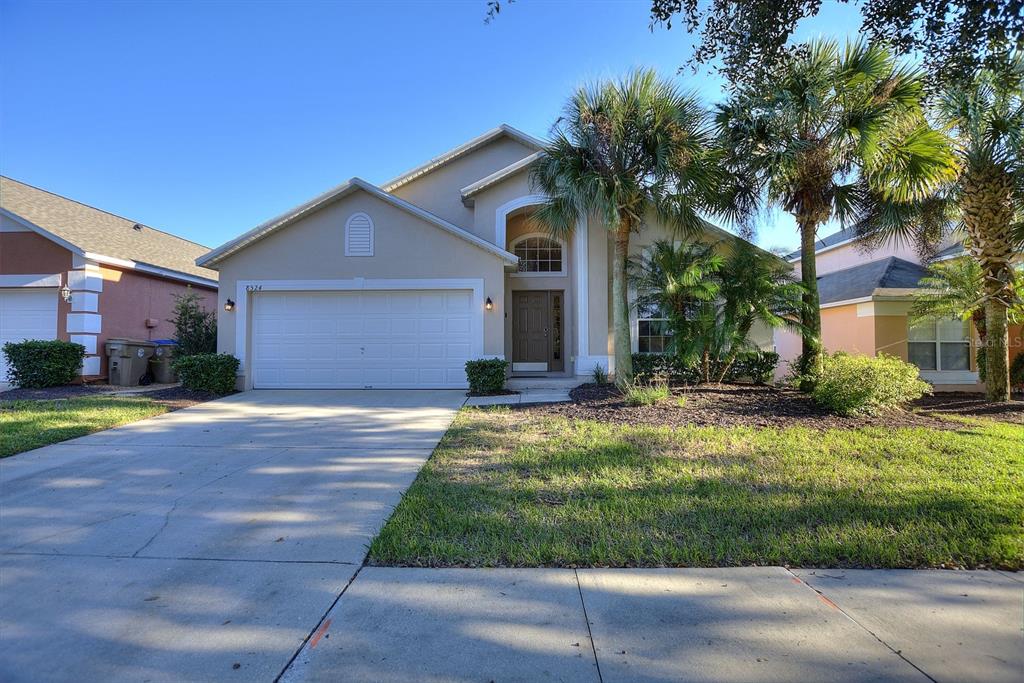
[798,218,822,390]
[961,162,1015,402]
[984,299,1010,402]
[612,222,634,387]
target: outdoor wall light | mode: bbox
[60,284,73,304]
[485,297,493,311]
[224,298,235,312]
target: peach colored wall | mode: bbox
[821,304,876,355]
[0,230,72,342]
[95,266,214,377]
[874,315,910,361]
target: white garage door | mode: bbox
[0,289,59,383]
[251,289,476,389]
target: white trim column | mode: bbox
[68,255,103,376]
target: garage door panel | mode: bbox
[1,289,59,382]
[252,290,477,389]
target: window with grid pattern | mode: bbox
[512,235,563,273]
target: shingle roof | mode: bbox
[817,257,930,305]
[933,242,966,260]
[0,176,217,282]
[785,227,856,260]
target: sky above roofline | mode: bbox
[0,0,863,253]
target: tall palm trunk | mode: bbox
[798,218,823,389]
[612,220,634,387]
[962,163,1015,402]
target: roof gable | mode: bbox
[196,178,518,268]
[0,176,216,283]
[382,125,544,193]
[817,257,929,305]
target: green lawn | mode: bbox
[369,408,1024,569]
[0,397,170,458]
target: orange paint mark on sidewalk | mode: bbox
[817,594,839,610]
[309,619,332,648]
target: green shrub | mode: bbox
[170,289,217,357]
[171,353,239,394]
[464,358,509,394]
[631,350,779,385]
[2,340,85,388]
[623,382,670,406]
[977,347,987,384]
[591,363,609,385]
[1011,352,1024,391]
[812,352,931,416]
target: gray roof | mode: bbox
[818,257,930,305]
[785,227,856,260]
[934,242,966,260]
[1,176,217,282]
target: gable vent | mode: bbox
[345,212,374,257]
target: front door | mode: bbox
[512,291,563,372]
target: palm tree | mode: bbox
[629,239,805,382]
[717,39,955,387]
[715,241,806,381]
[858,53,1023,401]
[531,69,726,386]
[910,257,1022,384]
[629,241,724,381]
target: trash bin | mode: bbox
[149,339,178,384]
[105,338,156,386]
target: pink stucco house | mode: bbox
[774,227,1023,392]
[0,177,218,384]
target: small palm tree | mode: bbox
[858,54,1024,401]
[531,69,726,386]
[910,257,1022,383]
[715,241,806,381]
[630,241,724,382]
[717,39,955,386]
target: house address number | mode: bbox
[245,285,263,292]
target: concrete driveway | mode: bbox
[0,390,466,682]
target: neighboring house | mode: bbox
[197,124,772,390]
[774,227,1024,391]
[0,176,218,383]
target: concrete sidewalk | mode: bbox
[281,566,1022,683]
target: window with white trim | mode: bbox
[345,213,374,256]
[511,234,564,274]
[637,302,672,354]
[908,318,970,371]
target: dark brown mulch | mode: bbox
[0,384,106,401]
[143,387,231,410]
[518,383,1020,430]
[0,384,226,411]
[911,392,1024,425]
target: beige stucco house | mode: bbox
[0,177,217,384]
[774,227,1024,391]
[198,124,771,390]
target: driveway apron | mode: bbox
[0,390,465,682]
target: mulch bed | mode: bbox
[0,384,226,411]
[142,387,228,410]
[0,384,106,401]
[517,383,1023,429]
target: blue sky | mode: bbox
[1,0,861,253]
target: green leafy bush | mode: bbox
[170,289,217,357]
[623,382,670,406]
[2,340,85,388]
[464,358,509,394]
[631,350,779,385]
[812,352,931,416]
[591,363,609,385]
[171,353,239,394]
